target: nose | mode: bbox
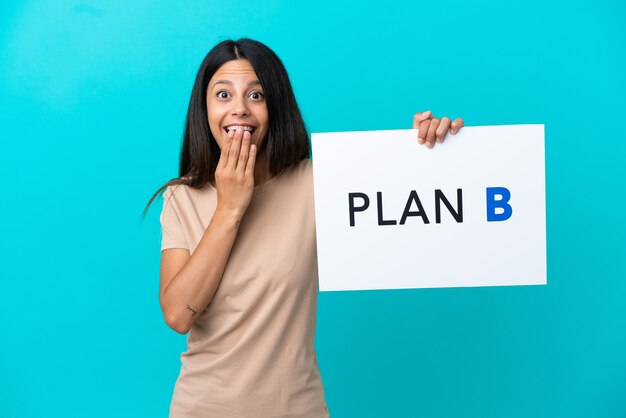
[231,95,250,117]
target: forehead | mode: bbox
[210,59,259,85]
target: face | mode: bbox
[206,59,269,150]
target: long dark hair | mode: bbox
[142,38,309,217]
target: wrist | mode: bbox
[213,205,245,225]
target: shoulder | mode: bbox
[300,157,312,171]
[163,183,189,203]
[277,158,313,194]
[162,180,210,211]
[277,158,312,187]
[164,176,214,197]
[288,157,312,179]
[256,158,311,194]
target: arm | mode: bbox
[159,128,256,334]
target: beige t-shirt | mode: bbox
[160,159,329,418]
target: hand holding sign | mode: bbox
[413,110,465,148]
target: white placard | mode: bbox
[311,125,546,291]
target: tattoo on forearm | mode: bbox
[186,304,198,316]
[235,220,241,229]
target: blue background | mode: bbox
[1,1,625,417]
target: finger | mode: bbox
[450,117,464,134]
[436,117,451,143]
[227,126,244,169]
[237,130,251,173]
[245,143,257,181]
[425,117,440,148]
[418,119,431,144]
[412,110,432,129]
[218,128,235,169]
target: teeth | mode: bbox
[226,125,254,133]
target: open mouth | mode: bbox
[224,125,256,134]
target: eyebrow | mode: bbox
[212,80,261,88]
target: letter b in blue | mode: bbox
[486,187,512,222]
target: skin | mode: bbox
[413,110,464,148]
[159,58,465,334]
[206,59,269,186]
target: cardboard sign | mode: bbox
[311,125,546,291]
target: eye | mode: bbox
[249,91,264,100]
[217,91,230,99]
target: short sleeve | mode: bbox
[159,186,189,251]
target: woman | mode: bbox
[146,38,463,417]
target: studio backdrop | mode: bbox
[0,1,625,417]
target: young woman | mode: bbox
[146,38,463,417]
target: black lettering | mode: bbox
[435,189,463,223]
[348,192,370,227]
[399,190,430,225]
[377,192,397,226]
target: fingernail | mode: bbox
[418,138,425,144]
